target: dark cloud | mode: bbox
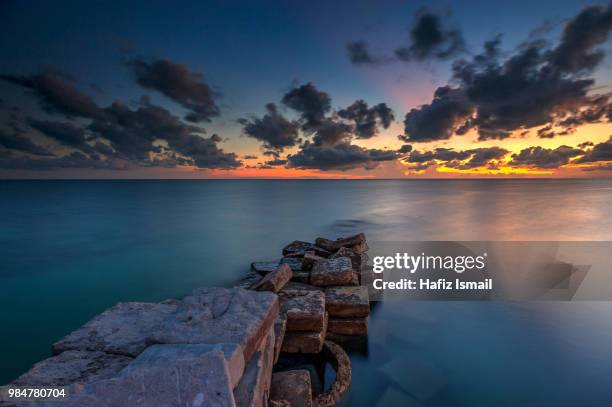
[130,58,220,123]
[549,4,612,73]
[403,146,508,170]
[282,83,331,130]
[395,9,465,61]
[398,144,413,154]
[574,136,612,163]
[0,151,126,171]
[28,119,90,150]
[243,154,258,159]
[311,119,353,147]
[0,72,103,119]
[287,142,397,171]
[347,41,382,65]
[238,103,300,153]
[265,158,287,166]
[510,145,584,168]
[400,5,612,142]
[403,86,472,142]
[338,100,394,139]
[0,129,53,156]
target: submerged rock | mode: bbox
[251,258,303,275]
[324,286,370,318]
[279,290,326,332]
[270,370,313,407]
[250,263,292,293]
[282,241,330,258]
[52,302,177,357]
[310,257,355,287]
[149,287,278,363]
[314,233,366,252]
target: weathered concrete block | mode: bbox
[282,241,330,258]
[270,370,313,407]
[330,247,367,273]
[53,344,236,407]
[150,287,278,363]
[234,328,275,407]
[281,282,323,292]
[291,271,311,284]
[52,302,177,357]
[327,317,368,336]
[310,257,355,287]
[251,258,303,275]
[324,286,370,317]
[301,251,325,271]
[250,263,292,293]
[279,290,325,332]
[314,233,365,252]
[12,350,132,387]
[314,341,352,407]
[273,314,287,364]
[281,313,327,354]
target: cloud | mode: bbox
[287,142,397,171]
[347,41,382,65]
[398,144,413,154]
[403,86,472,142]
[338,100,394,139]
[28,119,91,150]
[243,154,258,159]
[394,9,465,61]
[403,146,508,170]
[238,103,300,154]
[282,82,331,130]
[311,118,353,147]
[0,151,127,170]
[130,58,220,123]
[0,128,53,156]
[574,136,612,163]
[400,5,612,142]
[0,72,103,119]
[265,158,287,166]
[510,145,584,168]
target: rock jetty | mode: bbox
[2,233,373,407]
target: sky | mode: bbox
[1,0,612,178]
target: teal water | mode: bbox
[2,179,612,406]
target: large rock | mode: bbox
[314,233,365,252]
[327,317,368,336]
[330,247,368,273]
[310,257,355,287]
[324,286,370,317]
[270,370,313,407]
[52,302,177,357]
[250,263,292,293]
[51,344,236,407]
[234,328,275,407]
[282,241,330,258]
[301,252,326,271]
[12,350,132,387]
[149,287,278,363]
[281,313,328,354]
[281,282,323,292]
[279,290,325,332]
[251,258,303,275]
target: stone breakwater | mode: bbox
[2,233,373,407]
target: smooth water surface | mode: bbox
[1,179,612,405]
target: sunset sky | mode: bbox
[1,0,612,178]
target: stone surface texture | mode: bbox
[314,341,352,407]
[280,312,328,354]
[310,257,355,287]
[327,317,368,336]
[52,302,177,357]
[234,328,275,407]
[324,286,370,317]
[279,290,325,332]
[282,241,330,258]
[314,233,365,252]
[250,263,292,293]
[270,370,312,407]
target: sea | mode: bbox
[1,179,612,406]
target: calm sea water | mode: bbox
[1,179,612,406]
